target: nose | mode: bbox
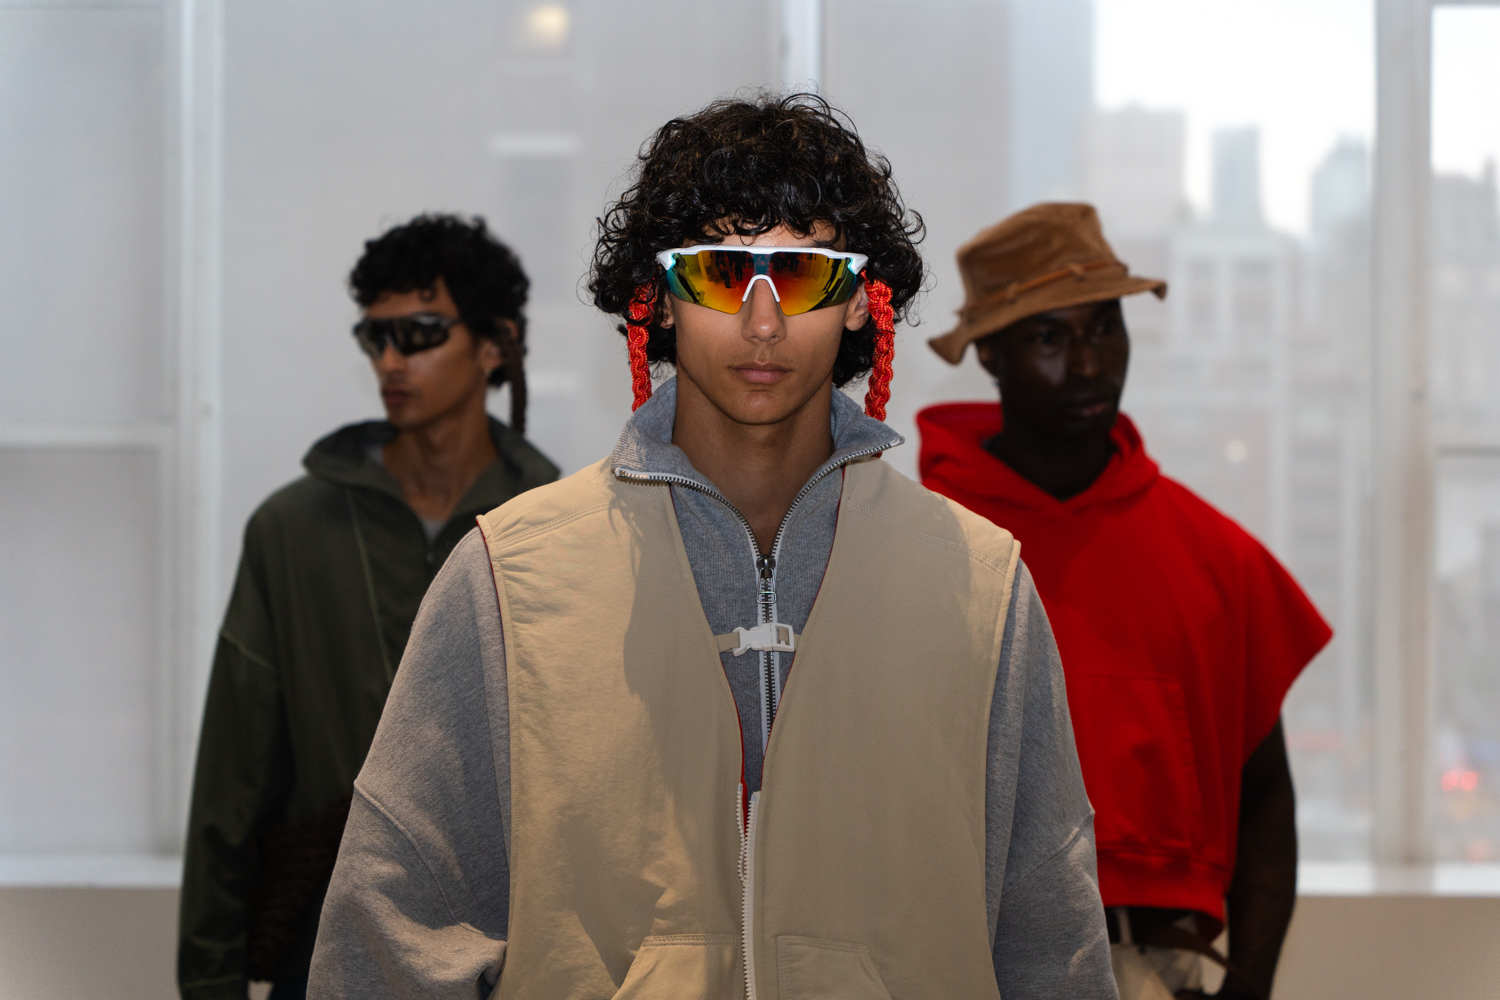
[1066,333,1101,379]
[374,342,405,372]
[742,278,786,344]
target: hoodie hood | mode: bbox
[916,401,1159,516]
[302,420,403,497]
[302,416,559,517]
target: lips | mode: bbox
[381,387,412,407]
[1059,395,1114,419]
[733,365,789,385]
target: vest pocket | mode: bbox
[610,934,739,1000]
[776,935,894,1000]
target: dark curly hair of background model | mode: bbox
[349,213,531,432]
[589,93,926,388]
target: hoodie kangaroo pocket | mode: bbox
[776,935,894,1000]
[610,934,739,1000]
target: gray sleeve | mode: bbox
[985,563,1117,999]
[309,529,512,1000]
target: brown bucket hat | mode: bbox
[928,202,1167,364]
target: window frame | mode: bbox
[1372,0,1500,871]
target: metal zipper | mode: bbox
[740,788,761,1000]
[617,441,889,747]
[755,553,777,749]
[613,470,773,747]
[759,441,889,735]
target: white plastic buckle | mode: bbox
[729,622,796,656]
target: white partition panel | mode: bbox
[0,5,167,428]
[0,449,161,853]
[0,1,174,865]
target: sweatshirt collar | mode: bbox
[610,376,903,493]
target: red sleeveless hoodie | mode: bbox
[917,402,1331,920]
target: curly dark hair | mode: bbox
[349,214,531,432]
[589,93,925,388]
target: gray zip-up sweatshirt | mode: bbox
[308,380,1117,999]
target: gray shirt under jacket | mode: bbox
[308,380,1117,999]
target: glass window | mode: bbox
[1430,3,1500,866]
[1089,0,1376,860]
[216,0,780,595]
[211,0,1384,866]
[0,0,1401,872]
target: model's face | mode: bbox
[661,224,869,426]
[976,299,1129,442]
[364,279,503,431]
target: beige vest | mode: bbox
[478,456,1019,1000]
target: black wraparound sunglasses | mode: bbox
[351,313,461,358]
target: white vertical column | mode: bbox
[163,0,225,853]
[1372,0,1434,866]
[779,0,824,93]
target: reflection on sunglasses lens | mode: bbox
[353,315,454,357]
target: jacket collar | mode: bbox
[302,416,529,518]
[610,376,904,492]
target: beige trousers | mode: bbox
[1111,943,1205,1000]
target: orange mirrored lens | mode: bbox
[664,250,861,315]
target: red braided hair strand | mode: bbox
[862,274,895,421]
[626,282,657,411]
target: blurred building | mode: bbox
[1141,126,1298,553]
[1282,140,1374,860]
[1431,160,1500,864]
[1007,0,1093,209]
[1310,137,1371,254]
[1081,107,1186,239]
[1085,115,1375,858]
[1436,522,1500,863]
[1431,163,1500,443]
[1210,128,1264,226]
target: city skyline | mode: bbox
[1096,0,1373,235]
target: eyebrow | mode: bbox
[695,225,844,251]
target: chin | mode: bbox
[382,406,426,431]
[721,386,806,425]
[1053,412,1117,441]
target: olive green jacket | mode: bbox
[178,417,557,1000]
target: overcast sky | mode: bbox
[1095,0,1375,235]
[1431,6,1500,181]
[1097,1,1500,235]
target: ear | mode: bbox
[658,294,676,329]
[844,282,870,331]
[474,324,505,372]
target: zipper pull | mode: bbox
[756,554,777,616]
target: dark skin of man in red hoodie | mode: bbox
[975,298,1295,1000]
